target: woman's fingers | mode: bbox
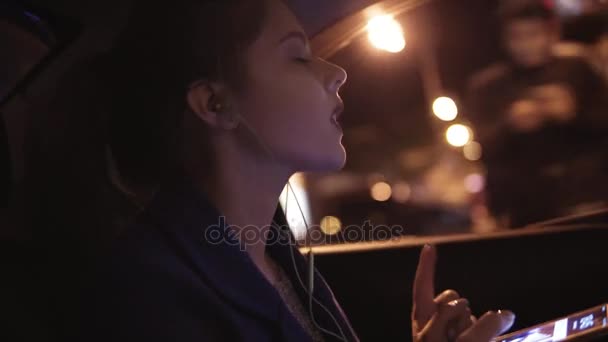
[434,289,460,305]
[456,310,515,342]
[434,289,468,340]
[412,245,438,328]
[411,245,496,342]
[417,299,471,341]
[450,313,475,340]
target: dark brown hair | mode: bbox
[105,0,267,186]
[26,0,267,247]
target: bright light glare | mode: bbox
[446,124,472,147]
[320,216,342,235]
[432,97,458,121]
[371,181,392,202]
[367,15,406,53]
[279,173,310,240]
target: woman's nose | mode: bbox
[325,61,348,94]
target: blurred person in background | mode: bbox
[466,0,608,228]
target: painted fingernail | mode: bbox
[498,310,516,323]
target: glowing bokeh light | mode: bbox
[320,216,342,235]
[432,97,458,121]
[367,15,406,53]
[371,181,392,202]
[463,141,483,161]
[464,174,485,193]
[446,124,473,147]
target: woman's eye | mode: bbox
[294,57,312,64]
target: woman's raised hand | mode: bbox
[411,245,515,342]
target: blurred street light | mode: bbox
[463,141,482,161]
[464,173,485,193]
[432,96,458,121]
[446,124,473,147]
[371,181,392,202]
[367,15,406,53]
[320,216,342,235]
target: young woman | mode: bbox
[30,0,516,340]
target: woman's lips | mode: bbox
[331,102,344,131]
[331,114,342,131]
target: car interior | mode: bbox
[2,0,608,341]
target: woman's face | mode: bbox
[234,0,348,173]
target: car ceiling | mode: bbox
[9,0,391,102]
[24,0,381,36]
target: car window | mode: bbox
[294,0,608,245]
[1,2,79,105]
[0,2,79,208]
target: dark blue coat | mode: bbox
[79,182,359,342]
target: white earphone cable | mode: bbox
[235,114,348,341]
[284,182,347,341]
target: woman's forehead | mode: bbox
[259,0,307,44]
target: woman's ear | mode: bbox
[186,81,237,129]
[187,81,219,126]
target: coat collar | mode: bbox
[141,181,358,341]
[141,181,283,322]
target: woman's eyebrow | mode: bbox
[278,31,309,46]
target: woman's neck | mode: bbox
[194,149,292,265]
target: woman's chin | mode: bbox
[330,148,347,171]
[303,147,347,173]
